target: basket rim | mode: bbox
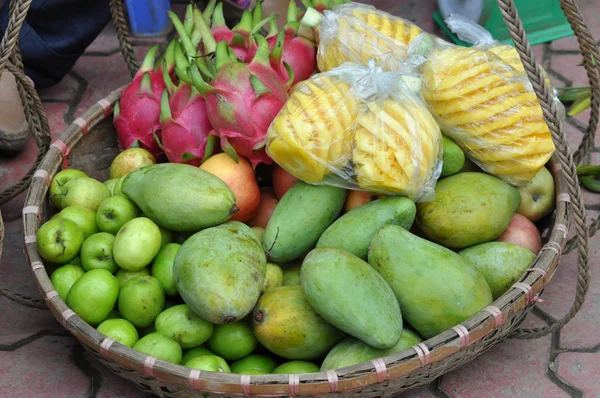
[21,87,571,396]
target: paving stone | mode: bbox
[398,383,438,398]
[439,336,568,398]
[556,351,600,397]
[550,54,589,87]
[550,35,581,52]
[38,73,81,103]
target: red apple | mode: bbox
[343,190,380,213]
[272,165,299,199]
[248,187,279,229]
[495,213,542,255]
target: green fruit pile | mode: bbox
[38,143,554,376]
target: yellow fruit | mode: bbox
[420,46,555,186]
[266,75,359,183]
[352,100,442,198]
[316,4,421,72]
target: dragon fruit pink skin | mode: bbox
[114,43,175,159]
[155,85,215,167]
[189,36,289,168]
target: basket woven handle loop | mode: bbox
[109,0,140,77]
[496,0,591,339]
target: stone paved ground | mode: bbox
[1,0,599,397]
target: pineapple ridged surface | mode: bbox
[420,46,555,186]
[266,75,359,183]
[316,3,422,72]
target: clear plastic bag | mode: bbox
[265,60,443,202]
[316,3,423,73]
[407,30,558,186]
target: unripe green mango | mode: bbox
[316,196,416,260]
[263,182,347,264]
[121,163,237,232]
[460,241,537,299]
[173,221,267,324]
[252,285,346,360]
[440,135,465,178]
[301,248,403,350]
[368,225,493,339]
[416,172,521,249]
[321,329,423,371]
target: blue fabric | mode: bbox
[0,0,111,88]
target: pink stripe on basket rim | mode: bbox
[240,374,252,396]
[552,223,569,235]
[50,140,71,169]
[100,338,114,357]
[61,309,75,324]
[45,290,59,301]
[189,369,201,390]
[557,193,570,203]
[413,343,431,367]
[525,267,548,285]
[483,306,503,328]
[288,374,300,397]
[97,99,113,117]
[144,356,156,377]
[33,169,51,186]
[24,235,36,244]
[371,358,387,383]
[73,117,89,136]
[541,241,562,257]
[513,282,534,304]
[452,325,471,348]
[31,261,44,271]
[22,205,41,221]
[326,370,339,392]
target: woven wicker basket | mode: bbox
[20,0,596,396]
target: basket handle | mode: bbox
[496,0,592,339]
[109,0,140,77]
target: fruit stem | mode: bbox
[140,45,159,74]
[160,89,172,123]
[193,6,217,54]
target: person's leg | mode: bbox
[0,0,111,154]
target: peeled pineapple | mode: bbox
[420,46,555,186]
[353,100,441,198]
[266,74,360,183]
[316,3,422,72]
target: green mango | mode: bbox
[155,304,214,349]
[121,163,237,232]
[252,286,346,360]
[272,361,320,374]
[440,136,465,177]
[368,225,493,339]
[263,182,347,263]
[416,172,521,249]
[282,263,301,286]
[316,196,416,260]
[301,248,403,350]
[262,263,283,293]
[460,242,537,299]
[173,221,267,324]
[180,346,214,365]
[230,354,277,374]
[321,329,423,371]
[133,332,182,364]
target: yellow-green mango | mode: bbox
[263,182,347,263]
[440,135,465,177]
[316,196,416,260]
[416,172,521,249]
[368,225,493,339]
[121,163,237,232]
[301,248,403,350]
[460,241,537,299]
[173,221,266,324]
[252,285,346,360]
[321,329,423,371]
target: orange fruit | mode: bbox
[200,154,261,223]
[343,190,380,213]
[248,187,278,229]
[272,165,299,199]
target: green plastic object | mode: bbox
[433,0,573,47]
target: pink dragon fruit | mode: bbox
[189,36,289,168]
[114,42,175,159]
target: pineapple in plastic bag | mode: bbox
[266,60,443,201]
[413,33,556,186]
[316,3,422,72]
